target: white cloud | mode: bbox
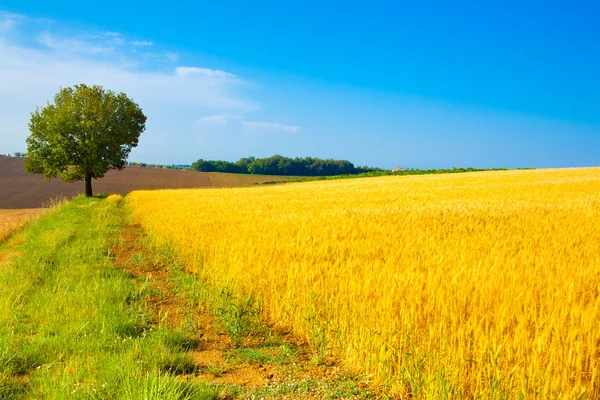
[0,12,261,162]
[0,18,15,31]
[196,115,229,125]
[165,52,178,62]
[0,38,256,114]
[0,11,24,19]
[0,11,25,22]
[0,11,25,32]
[38,32,116,55]
[175,66,236,80]
[131,40,152,46]
[241,121,301,133]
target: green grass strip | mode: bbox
[0,196,216,400]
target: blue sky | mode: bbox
[0,1,598,168]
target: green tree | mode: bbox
[25,84,147,197]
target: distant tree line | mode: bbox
[260,167,512,185]
[190,155,383,176]
[127,161,190,170]
[0,152,25,157]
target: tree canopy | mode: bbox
[190,155,381,176]
[25,84,147,196]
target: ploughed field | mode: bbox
[0,156,296,209]
[127,167,600,398]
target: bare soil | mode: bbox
[0,156,297,209]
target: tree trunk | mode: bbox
[85,174,93,197]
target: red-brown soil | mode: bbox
[0,156,295,209]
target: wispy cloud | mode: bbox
[0,18,15,32]
[196,115,230,125]
[38,32,116,55]
[0,10,262,162]
[0,9,304,163]
[164,52,178,62]
[36,30,157,58]
[175,66,236,80]
[131,40,152,46]
[241,121,301,133]
[0,11,25,19]
[0,11,25,32]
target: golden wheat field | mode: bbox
[0,209,46,243]
[127,168,600,398]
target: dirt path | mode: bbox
[115,224,270,386]
[113,223,376,399]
